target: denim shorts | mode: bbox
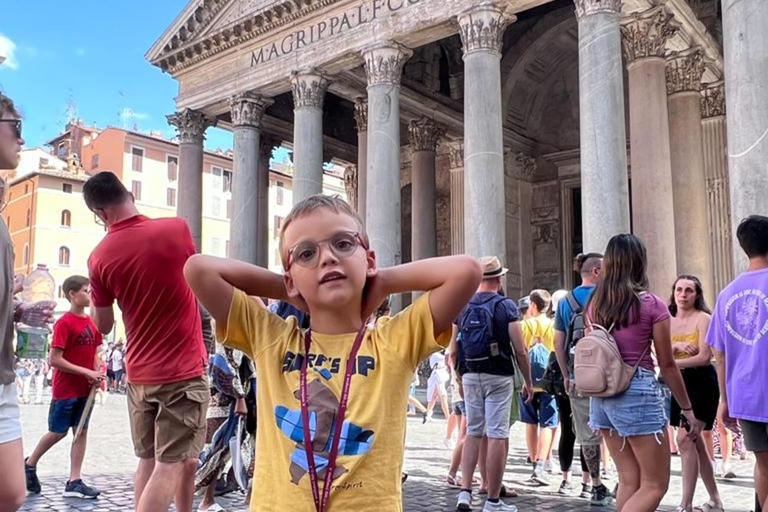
[520,391,559,428]
[589,368,667,437]
[48,397,91,434]
[463,373,514,438]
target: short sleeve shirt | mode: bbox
[217,290,450,512]
[609,293,670,372]
[88,215,207,385]
[51,312,102,400]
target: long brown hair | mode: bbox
[588,234,649,328]
[668,274,711,316]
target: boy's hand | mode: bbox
[83,369,104,384]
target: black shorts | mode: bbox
[670,365,719,431]
[452,401,466,416]
[106,370,115,380]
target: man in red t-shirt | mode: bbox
[24,276,104,499]
[83,171,208,512]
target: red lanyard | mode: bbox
[299,324,367,512]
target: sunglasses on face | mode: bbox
[0,119,22,139]
[285,231,368,271]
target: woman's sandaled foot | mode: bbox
[445,474,461,488]
[699,500,725,512]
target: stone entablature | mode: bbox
[573,0,622,19]
[666,49,705,95]
[700,81,725,118]
[620,7,679,64]
[167,109,217,143]
[408,117,445,152]
[230,92,272,128]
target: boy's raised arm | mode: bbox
[184,255,289,329]
[373,255,481,337]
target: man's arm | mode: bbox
[508,320,532,397]
[366,255,481,337]
[713,347,727,407]
[49,348,102,383]
[91,307,114,335]
[184,255,291,330]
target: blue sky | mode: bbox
[0,0,233,152]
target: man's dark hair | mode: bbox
[62,275,89,300]
[83,171,130,211]
[0,93,20,118]
[737,215,768,258]
[573,252,603,275]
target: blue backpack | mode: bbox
[458,294,507,371]
[525,321,553,387]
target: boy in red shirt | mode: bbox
[24,276,104,499]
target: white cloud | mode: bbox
[119,108,150,128]
[0,34,19,70]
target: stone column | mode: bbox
[229,92,272,265]
[458,3,513,259]
[290,69,329,203]
[167,109,215,250]
[666,49,714,302]
[575,0,630,254]
[354,99,368,221]
[721,0,768,273]
[362,42,411,269]
[701,82,733,293]
[447,142,465,254]
[621,7,679,296]
[409,117,445,262]
[258,135,278,268]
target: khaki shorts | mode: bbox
[569,390,601,445]
[127,376,209,463]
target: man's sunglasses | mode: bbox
[285,231,368,271]
[0,119,22,139]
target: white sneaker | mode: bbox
[457,490,472,510]
[444,438,456,450]
[544,458,555,474]
[483,500,518,512]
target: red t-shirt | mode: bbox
[51,312,102,400]
[88,215,207,385]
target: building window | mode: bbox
[58,286,65,299]
[167,156,178,181]
[91,154,99,169]
[211,196,221,218]
[23,244,29,266]
[63,183,73,194]
[274,215,284,235]
[211,166,223,192]
[24,184,28,194]
[132,181,142,201]
[25,209,31,227]
[57,142,66,157]
[276,181,284,205]
[223,170,232,193]
[210,237,222,257]
[58,246,70,266]
[131,147,144,172]
[166,188,176,207]
[61,210,71,227]
[39,157,49,167]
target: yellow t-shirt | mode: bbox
[521,314,555,352]
[672,331,699,360]
[218,289,451,512]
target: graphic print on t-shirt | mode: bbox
[724,288,768,346]
[274,368,375,486]
[75,324,97,347]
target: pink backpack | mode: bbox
[573,321,650,398]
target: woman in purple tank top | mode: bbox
[586,234,700,512]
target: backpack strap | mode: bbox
[565,291,582,314]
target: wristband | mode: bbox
[682,407,693,411]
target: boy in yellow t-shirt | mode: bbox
[184,195,482,512]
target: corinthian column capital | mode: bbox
[700,81,726,118]
[230,92,273,128]
[620,7,679,65]
[574,0,622,19]
[666,49,705,95]
[362,41,413,86]
[290,69,329,109]
[408,117,446,152]
[353,98,368,133]
[457,2,514,57]
[167,109,216,144]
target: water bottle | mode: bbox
[16,264,56,360]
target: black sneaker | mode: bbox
[422,411,428,424]
[63,479,100,499]
[580,484,593,499]
[590,484,613,507]
[24,458,41,494]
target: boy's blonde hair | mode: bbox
[279,195,369,266]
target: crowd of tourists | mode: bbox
[0,89,767,512]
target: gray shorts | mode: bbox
[462,373,514,439]
[569,391,601,445]
[0,383,21,444]
[740,419,768,453]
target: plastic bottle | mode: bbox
[21,264,56,303]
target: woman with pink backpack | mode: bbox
[574,234,700,512]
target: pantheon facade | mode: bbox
[148,0,767,306]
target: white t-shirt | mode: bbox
[429,352,449,384]
[110,349,123,372]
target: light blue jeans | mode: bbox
[462,373,514,438]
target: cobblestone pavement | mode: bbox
[17,391,758,511]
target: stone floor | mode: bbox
[17,391,759,511]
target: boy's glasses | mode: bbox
[0,119,22,139]
[285,231,367,271]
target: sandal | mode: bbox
[699,501,725,512]
[197,504,226,512]
[445,474,461,488]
